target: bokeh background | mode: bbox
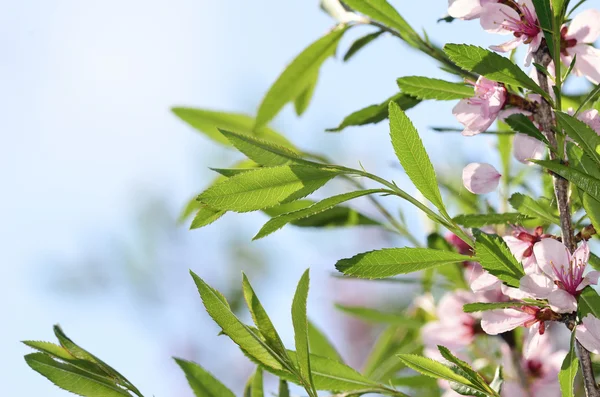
[2,1,595,395]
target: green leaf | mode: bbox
[291,269,317,397]
[24,353,132,397]
[307,321,344,363]
[390,375,438,388]
[190,271,288,371]
[463,301,544,313]
[251,369,264,397]
[443,44,549,100]
[23,341,74,361]
[438,346,494,396]
[532,0,555,57]
[343,30,384,62]
[218,129,303,167]
[335,304,422,327]
[558,331,579,397]
[583,194,600,234]
[341,0,420,46]
[263,199,380,228]
[197,165,341,212]
[175,358,236,397]
[255,26,347,129]
[254,189,383,239]
[578,286,600,318]
[490,366,503,394]
[242,274,290,362]
[474,229,525,287]
[190,206,226,230]
[389,101,447,215]
[504,114,548,144]
[327,92,420,132]
[396,76,474,100]
[172,108,293,148]
[335,248,472,279]
[396,354,475,386]
[532,160,600,203]
[508,193,560,225]
[556,112,600,166]
[278,380,290,397]
[294,70,319,116]
[453,213,533,228]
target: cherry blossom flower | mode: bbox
[480,0,542,65]
[519,239,600,313]
[513,133,546,164]
[462,163,501,194]
[448,0,498,20]
[504,226,548,272]
[320,0,368,24]
[453,77,507,136]
[561,9,600,84]
[577,314,600,354]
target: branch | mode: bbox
[533,44,600,397]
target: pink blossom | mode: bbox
[453,77,507,136]
[577,109,600,134]
[446,232,473,256]
[480,0,542,65]
[519,239,600,313]
[448,0,498,20]
[504,226,547,272]
[462,163,501,194]
[513,133,546,164]
[577,314,600,354]
[561,9,600,84]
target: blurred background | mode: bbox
[2,1,595,395]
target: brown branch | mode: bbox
[533,44,600,397]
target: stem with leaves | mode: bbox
[533,44,600,397]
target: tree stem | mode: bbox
[533,45,600,397]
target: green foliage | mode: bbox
[175,359,236,397]
[335,248,472,279]
[532,160,600,203]
[190,206,226,229]
[294,70,319,116]
[327,92,420,132]
[396,76,474,100]
[578,286,600,318]
[255,26,348,129]
[556,112,600,166]
[443,44,549,100]
[438,346,498,397]
[389,101,448,216]
[344,30,384,61]
[463,301,544,313]
[307,321,344,363]
[504,114,548,144]
[473,230,525,287]
[453,213,533,228]
[396,354,475,388]
[558,331,579,397]
[219,129,302,167]
[335,304,422,326]
[508,193,560,225]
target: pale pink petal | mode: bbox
[471,270,501,292]
[462,163,501,194]
[573,241,590,266]
[501,284,532,300]
[421,321,473,350]
[519,273,554,298]
[523,322,543,359]
[513,133,546,164]
[504,236,530,263]
[490,36,524,52]
[501,381,528,397]
[533,238,571,279]
[572,44,600,84]
[481,309,532,335]
[498,106,531,121]
[548,289,577,313]
[576,315,600,354]
[448,0,484,20]
[453,100,490,136]
[578,271,600,291]
[524,33,542,67]
[531,381,562,397]
[565,9,600,43]
[480,3,519,34]
[577,109,600,134]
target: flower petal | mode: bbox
[448,0,484,20]
[490,37,524,53]
[548,289,577,313]
[533,238,571,280]
[513,133,546,164]
[565,9,600,43]
[471,270,501,292]
[480,3,519,34]
[481,309,532,335]
[577,109,600,134]
[577,315,600,354]
[573,241,590,267]
[572,44,600,84]
[523,322,543,359]
[519,273,554,298]
[462,163,501,194]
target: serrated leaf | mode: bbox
[578,286,600,318]
[558,331,579,397]
[255,26,348,129]
[294,70,319,116]
[242,274,290,362]
[532,0,555,57]
[218,129,303,167]
[190,271,288,372]
[396,354,475,386]
[291,270,317,397]
[463,301,543,313]
[396,76,474,100]
[327,92,420,132]
[453,213,533,228]
[335,304,422,327]
[341,0,420,46]
[532,160,600,203]
[390,375,438,388]
[172,108,293,148]
[389,101,447,215]
[307,321,344,363]
[556,112,600,166]
[175,358,235,397]
[197,165,341,212]
[190,206,226,230]
[508,193,560,225]
[443,44,549,100]
[24,353,131,397]
[254,189,383,239]
[438,346,493,395]
[343,30,384,62]
[474,229,525,287]
[335,248,472,279]
[23,341,74,361]
[504,114,548,144]
[583,194,600,234]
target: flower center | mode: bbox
[526,359,544,378]
[560,26,578,54]
[498,0,541,41]
[551,256,586,295]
